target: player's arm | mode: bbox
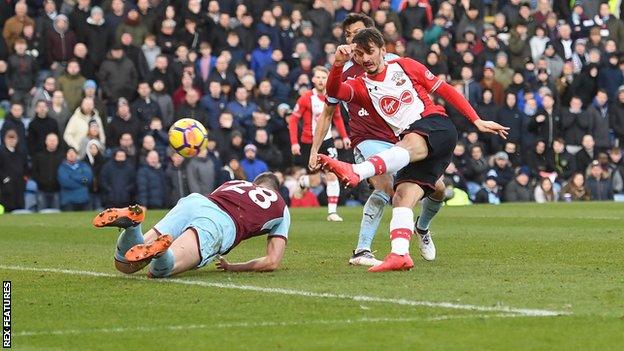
[331,104,350,149]
[288,96,306,155]
[216,237,286,272]
[309,103,336,170]
[326,45,360,103]
[216,207,291,272]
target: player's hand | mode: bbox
[343,138,351,150]
[308,150,321,172]
[334,44,355,66]
[474,119,509,139]
[291,144,301,155]
[215,256,229,271]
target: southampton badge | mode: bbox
[391,71,406,86]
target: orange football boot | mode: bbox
[368,253,414,272]
[124,235,173,262]
[92,205,145,228]
[317,154,361,188]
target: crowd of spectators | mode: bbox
[0,0,624,213]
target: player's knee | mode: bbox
[430,180,446,201]
[398,133,428,161]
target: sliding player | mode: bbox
[92,173,290,277]
[320,28,508,272]
[289,66,349,222]
[309,13,400,266]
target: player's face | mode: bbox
[354,43,386,74]
[312,71,328,92]
[344,21,366,44]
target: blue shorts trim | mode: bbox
[153,193,236,267]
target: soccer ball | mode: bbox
[168,118,209,158]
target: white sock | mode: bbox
[326,179,340,213]
[352,146,410,180]
[389,207,414,255]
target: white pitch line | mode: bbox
[0,265,570,317]
[15,314,517,337]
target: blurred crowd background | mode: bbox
[1,0,624,213]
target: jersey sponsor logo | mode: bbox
[379,91,414,116]
[357,108,370,116]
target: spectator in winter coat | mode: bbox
[495,92,524,147]
[82,6,114,69]
[28,77,57,117]
[165,153,190,207]
[552,138,576,182]
[28,100,59,155]
[7,39,37,105]
[240,144,268,182]
[57,59,86,112]
[504,168,533,202]
[64,97,106,150]
[586,160,613,200]
[0,129,27,211]
[45,15,76,70]
[474,175,502,205]
[226,86,259,127]
[561,96,590,152]
[82,139,106,210]
[528,93,562,147]
[534,177,559,203]
[2,2,35,53]
[186,148,224,195]
[57,147,93,211]
[32,133,63,210]
[251,35,274,80]
[151,79,174,128]
[0,102,27,155]
[200,80,227,130]
[98,46,138,104]
[465,144,489,187]
[488,152,515,188]
[597,53,623,100]
[175,89,209,127]
[587,90,611,151]
[49,90,71,138]
[107,98,142,148]
[136,150,166,209]
[526,140,555,178]
[254,128,283,170]
[560,172,591,201]
[131,81,162,130]
[99,149,136,208]
[611,86,624,146]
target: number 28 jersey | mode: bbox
[208,180,290,254]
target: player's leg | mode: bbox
[349,174,392,266]
[146,229,201,278]
[369,182,424,272]
[114,229,159,274]
[318,133,429,187]
[325,171,343,221]
[415,178,445,261]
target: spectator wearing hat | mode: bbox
[98,45,138,109]
[240,144,268,182]
[586,160,614,200]
[297,20,322,63]
[480,62,504,106]
[45,14,76,71]
[474,175,502,204]
[156,19,177,56]
[57,147,93,211]
[82,6,113,70]
[0,129,27,211]
[586,90,611,151]
[64,97,105,150]
[489,151,515,188]
[32,133,64,210]
[561,96,590,153]
[107,97,141,148]
[28,99,59,155]
[611,86,624,147]
[504,167,533,202]
[493,52,514,89]
[115,8,148,47]
[58,59,86,112]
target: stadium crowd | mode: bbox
[0,0,624,213]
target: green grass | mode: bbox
[1,203,624,350]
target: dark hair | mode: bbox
[342,13,375,30]
[352,28,385,52]
[253,172,280,191]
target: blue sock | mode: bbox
[416,197,443,232]
[114,224,144,262]
[356,190,390,252]
[149,250,175,278]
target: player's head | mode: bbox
[253,172,280,192]
[342,13,374,44]
[352,28,386,74]
[312,66,329,92]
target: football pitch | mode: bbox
[1,203,623,350]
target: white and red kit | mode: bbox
[288,89,348,146]
[326,57,480,133]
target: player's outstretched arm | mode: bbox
[434,81,509,139]
[309,103,337,171]
[326,45,358,102]
[216,237,286,272]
